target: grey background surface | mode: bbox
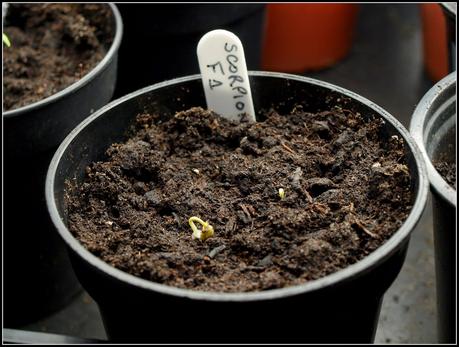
[15,3,446,343]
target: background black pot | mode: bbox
[440,3,456,73]
[3,4,123,327]
[410,72,456,343]
[113,4,266,97]
[46,72,428,343]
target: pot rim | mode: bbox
[46,71,429,302]
[410,72,456,207]
[2,3,123,118]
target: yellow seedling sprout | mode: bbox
[3,33,11,47]
[3,4,11,48]
[189,216,214,241]
[278,188,285,200]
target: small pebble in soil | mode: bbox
[208,245,226,259]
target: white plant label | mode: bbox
[197,29,256,122]
[2,3,8,20]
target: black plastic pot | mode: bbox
[3,4,123,327]
[440,3,456,72]
[46,72,428,343]
[410,72,456,343]
[114,4,266,97]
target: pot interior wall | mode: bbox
[425,100,456,165]
[419,71,456,168]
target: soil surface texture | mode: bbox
[67,106,414,292]
[434,160,456,189]
[3,4,113,111]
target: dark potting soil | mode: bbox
[3,4,114,111]
[66,106,414,292]
[434,159,456,189]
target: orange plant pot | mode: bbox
[261,4,359,72]
[420,4,449,82]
